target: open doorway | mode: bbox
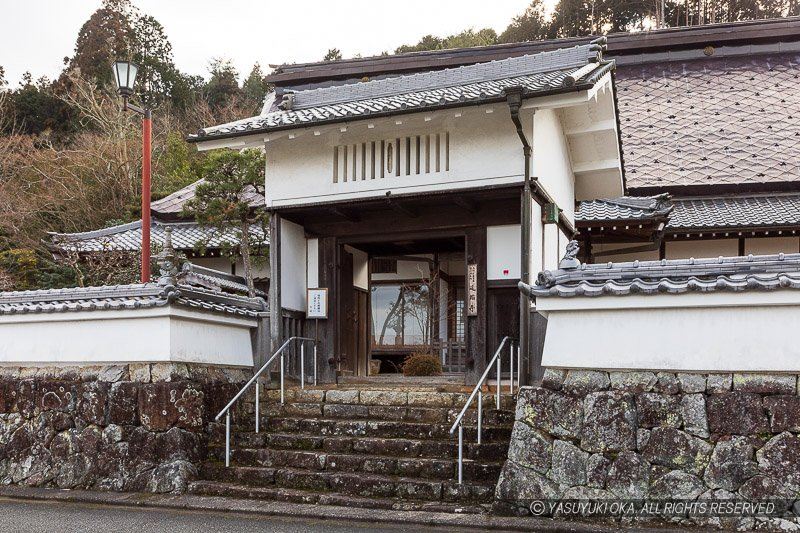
[339,236,467,377]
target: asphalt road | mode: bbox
[0,498,474,533]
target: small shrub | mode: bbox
[402,353,442,377]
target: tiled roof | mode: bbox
[151,180,264,217]
[49,219,268,253]
[576,194,672,222]
[617,50,800,189]
[0,282,268,318]
[192,43,611,140]
[524,252,800,298]
[577,193,800,231]
[669,194,800,230]
[178,262,266,297]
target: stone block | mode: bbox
[97,365,128,383]
[549,439,588,486]
[649,470,705,500]
[108,381,139,425]
[562,370,610,396]
[150,363,190,382]
[677,373,706,394]
[637,428,651,451]
[738,475,795,513]
[541,368,567,391]
[324,403,369,418]
[610,371,657,393]
[681,394,709,438]
[325,390,359,404]
[407,392,451,407]
[653,372,680,394]
[586,454,610,489]
[642,427,712,476]
[516,388,583,439]
[704,436,758,491]
[494,460,562,512]
[733,374,796,395]
[138,382,204,431]
[359,390,407,406]
[0,380,17,413]
[506,421,552,474]
[707,393,768,435]
[636,393,682,428]
[706,374,732,393]
[77,381,109,426]
[36,381,77,413]
[129,364,151,383]
[580,391,637,453]
[606,451,649,499]
[764,395,800,432]
[756,432,800,493]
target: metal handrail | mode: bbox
[216,335,318,467]
[449,336,519,484]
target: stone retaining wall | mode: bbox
[495,370,800,530]
[0,363,247,493]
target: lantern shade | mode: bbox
[112,61,139,97]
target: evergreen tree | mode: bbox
[499,0,552,42]
[323,48,343,61]
[205,59,241,110]
[242,63,271,110]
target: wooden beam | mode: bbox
[328,207,360,223]
[385,196,418,218]
[453,196,479,214]
[269,212,282,354]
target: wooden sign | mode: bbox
[306,288,328,319]
[467,263,478,316]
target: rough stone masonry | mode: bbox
[495,369,800,531]
[0,363,247,493]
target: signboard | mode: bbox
[306,288,328,319]
[467,264,478,316]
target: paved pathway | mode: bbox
[0,498,475,533]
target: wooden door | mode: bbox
[487,287,520,373]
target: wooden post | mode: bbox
[269,212,282,354]
[465,227,487,386]
[316,236,338,383]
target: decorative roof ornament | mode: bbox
[156,228,179,286]
[559,240,581,270]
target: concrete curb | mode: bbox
[0,486,683,532]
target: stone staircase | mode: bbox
[189,385,515,513]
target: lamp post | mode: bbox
[112,60,152,283]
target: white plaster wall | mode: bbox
[372,259,431,281]
[264,105,529,208]
[346,246,369,290]
[531,201,544,279]
[592,242,660,263]
[487,225,521,280]
[543,224,561,270]
[0,308,256,367]
[192,256,269,279]
[538,291,800,372]
[280,218,307,311]
[665,239,738,259]
[745,237,800,255]
[533,109,576,221]
[307,238,319,288]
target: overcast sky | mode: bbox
[1,0,541,86]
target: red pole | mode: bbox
[141,110,152,283]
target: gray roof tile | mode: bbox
[576,194,672,222]
[49,219,267,253]
[524,251,800,298]
[193,43,610,139]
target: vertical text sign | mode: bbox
[467,263,478,317]
[306,288,328,319]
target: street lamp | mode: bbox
[112,60,152,283]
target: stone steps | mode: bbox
[187,480,489,514]
[260,416,513,441]
[197,385,515,515]
[225,432,509,461]
[206,446,504,482]
[195,463,494,502]
[261,401,514,425]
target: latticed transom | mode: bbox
[618,52,800,189]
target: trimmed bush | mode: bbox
[402,353,442,377]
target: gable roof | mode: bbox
[191,42,612,141]
[151,180,265,218]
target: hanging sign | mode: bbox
[467,264,478,316]
[306,288,328,319]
